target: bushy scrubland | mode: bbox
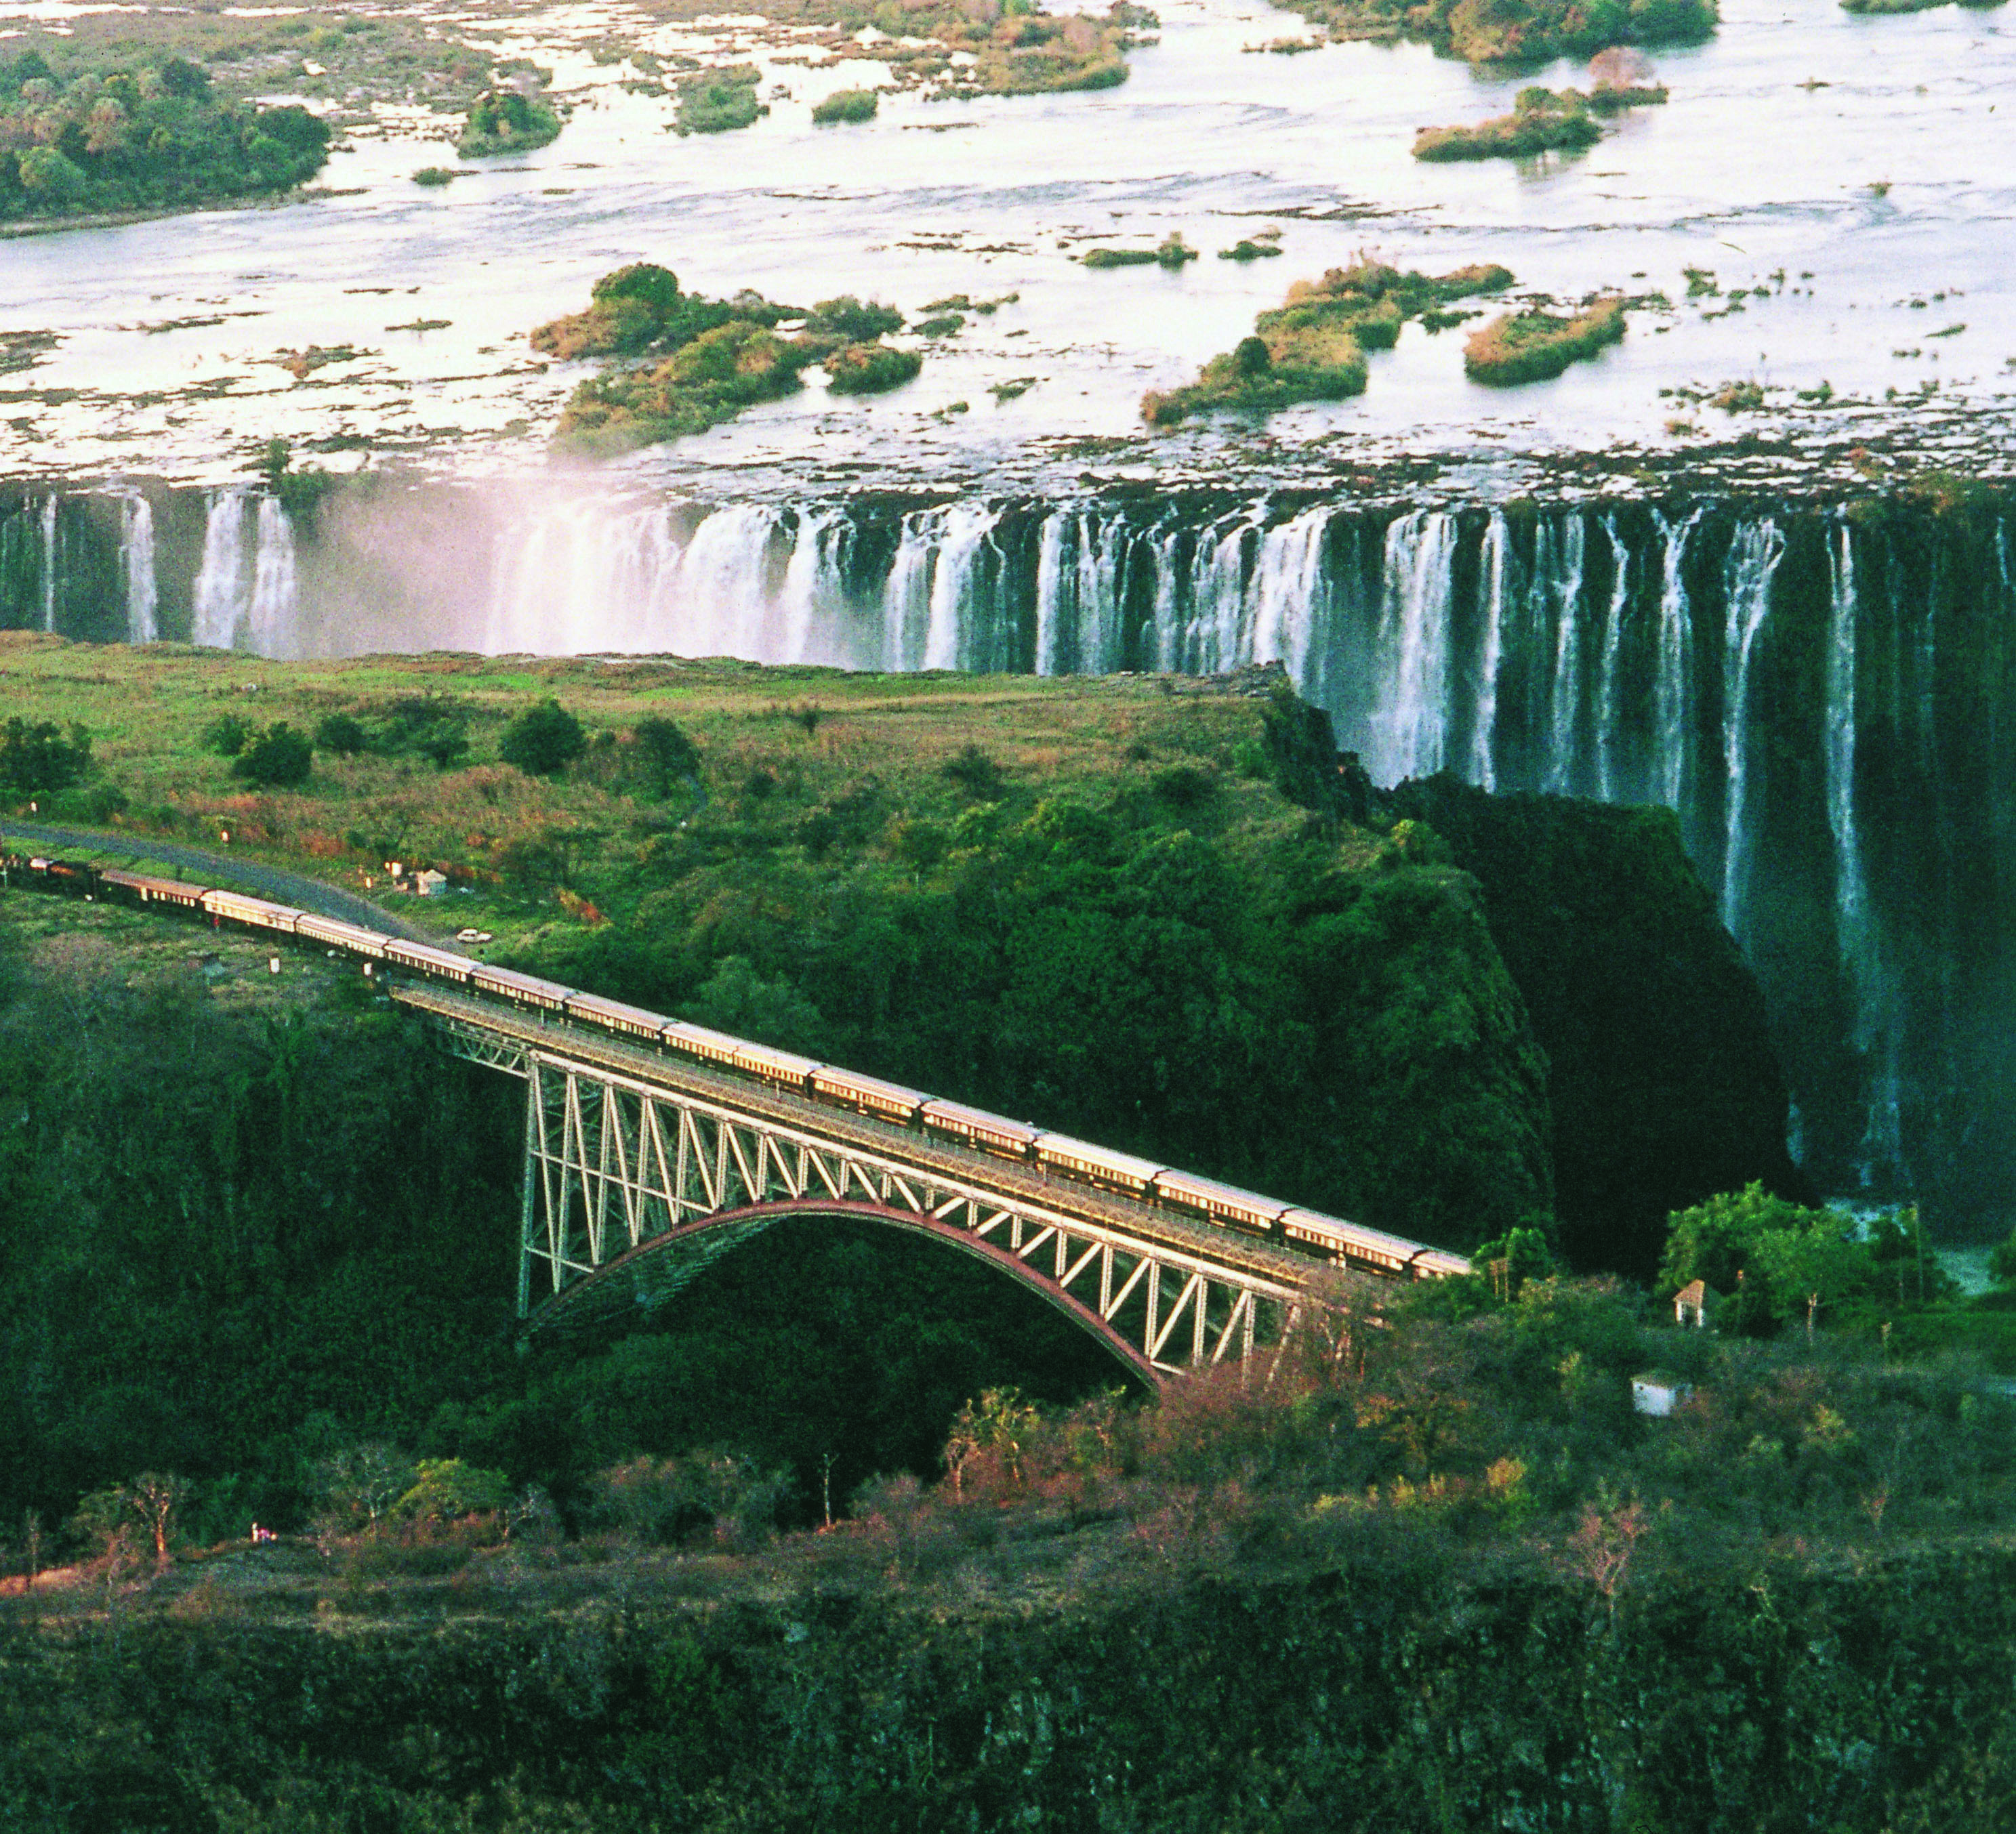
[1413,85,1602,161]
[1464,295,1626,385]
[1274,0,1718,64]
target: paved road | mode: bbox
[0,819,440,942]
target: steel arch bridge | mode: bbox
[398,984,1340,1381]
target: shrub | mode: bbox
[631,715,700,795]
[230,723,314,787]
[1463,297,1625,385]
[942,743,1004,799]
[1083,245,1158,269]
[825,341,922,394]
[812,87,879,124]
[809,295,903,341]
[411,166,457,186]
[499,700,587,776]
[674,68,762,135]
[203,713,251,757]
[315,713,367,756]
[394,1457,512,1524]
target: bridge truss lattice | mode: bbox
[421,998,1309,1381]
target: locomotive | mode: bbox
[4,851,1473,1283]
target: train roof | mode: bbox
[733,1039,822,1082]
[920,1100,1042,1144]
[811,1065,932,1107]
[564,989,676,1032]
[1034,1132,1169,1185]
[470,963,575,1001]
[1153,1167,1291,1220]
[1277,1207,1428,1263]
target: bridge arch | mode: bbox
[528,1198,1165,1388]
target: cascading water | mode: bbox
[1367,510,1458,785]
[1827,522,1900,1185]
[119,493,158,644]
[1650,507,1700,812]
[39,497,56,634]
[190,488,297,654]
[1541,516,1588,795]
[1468,510,1510,790]
[1719,518,1786,938]
[192,488,249,649]
[1594,518,1631,801]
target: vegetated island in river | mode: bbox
[1465,296,1628,385]
[533,264,922,453]
[1142,257,1514,425]
[0,45,329,225]
[0,10,564,226]
[1275,0,1718,64]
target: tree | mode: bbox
[499,700,586,777]
[392,1458,512,1525]
[1660,1182,1819,1299]
[1752,1217,1872,1341]
[631,715,699,797]
[18,146,85,205]
[314,713,366,757]
[312,1442,415,1536]
[72,1472,188,1572]
[230,723,313,787]
[0,717,91,791]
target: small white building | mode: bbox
[1674,1278,1711,1329]
[415,869,449,897]
[1632,1373,1694,1418]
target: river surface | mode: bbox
[5,0,2015,493]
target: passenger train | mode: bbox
[4,852,1473,1283]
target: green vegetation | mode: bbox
[1464,295,1626,385]
[229,723,313,789]
[1083,232,1195,269]
[1414,85,1602,161]
[411,165,458,187]
[456,86,562,158]
[0,716,92,792]
[672,64,764,135]
[811,85,880,123]
[533,268,920,451]
[1144,257,1515,425]
[1843,0,2007,12]
[498,699,588,777]
[1219,236,1284,260]
[824,340,923,393]
[1274,0,1718,64]
[0,46,329,224]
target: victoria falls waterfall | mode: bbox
[5,480,2013,1229]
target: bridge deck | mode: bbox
[390,980,1321,1294]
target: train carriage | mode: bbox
[1034,1132,1168,1198]
[919,1100,1040,1160]
[294,911,388,957]
[660,1021,743,1070]
[470,963,571,1012]
[100,868,208,911]
[1409,1248,1475,1280]
[731,1040,821,1091]
[1279,1207,1431,1277]
[383,938,476,984]
[202,889,307,935]
[810,1066,930,1125]
[564,990,673,1041]
[1151,1167,1290,1236]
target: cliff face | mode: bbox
[1388,772,1810,1275]
[7,1549,2013,1831]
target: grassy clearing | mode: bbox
[1463,296,1626,386]
[0,634,1288,951]
[1143,257,1514,426]
[1414,87,1602,162]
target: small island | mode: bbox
[456,86,563,158]
[1271,0,1717,63]
[533,266,922,452]
[1143,257,1513,425]
[1464,296,1626,384]
[1414,86,1601,161]
[0,47,329,224]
